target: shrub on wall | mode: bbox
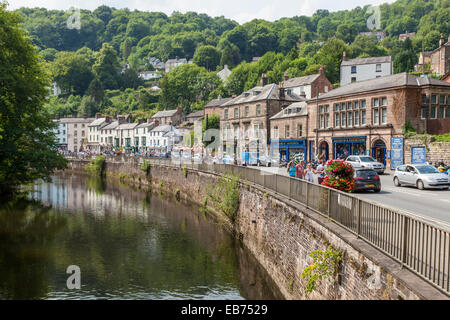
[321,160,355,192]
[85,155,106,177]
[207,173,240,222]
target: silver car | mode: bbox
[345,155,385,174]
[393,164,450,190]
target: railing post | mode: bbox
[401,215,409,268]
[306,182,309,208]
[357,198,361,238]
[327,189,331,218]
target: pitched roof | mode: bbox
[152,109,180,118]
[88,118,108,127]
[102,121,119,130]
[204,97,233,108]
[270,101,308,120]
[186,110,204,119]
[136,121,157,129]
[151,124,174,132]
[341,56,392,66]
[59,118,95,124]
[314,73,450,101]
[221,83,305,106]
[283,74,320,88]
[117,123,139,130]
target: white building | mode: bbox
[52,119,68,150]
[87,114,111,152]
[340,54,393,86]
[149,124,181,152]
[165,57,188,73]
[217,65,232,82]
[61,117,95,153]
[116,123,139,152]
[138,71,162,81]
[100,120,120,151]
[134,120,159,152]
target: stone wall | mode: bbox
[405,138,450,164]
[66,159,448,300]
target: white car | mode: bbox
[345,155,385,174]
[393,164,450,190]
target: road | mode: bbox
[258,166,450,230]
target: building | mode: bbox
[100,120,120,151]
[442,72,450,83]
[148,124,180,153]
[430,34,450,77]
[415,51,433,73]
[116,122,139,152]
[87,114,111,152]
[217,65,232,82]
[204,96,233,118]
[340,54,393,86]
[399,32,416,41]
[62,116,95,153]
[52,119,68,151]
[138,71,162,81]
[305,73,450,169]
[282,66,333,99]
[219,74,305,160]
[185,110,204,124]
[358,31,386,41]
[165,57,188,73]
[151,108,183,126]
[148,57,165,71]
[269,101,309,162]
[135,119,159,152]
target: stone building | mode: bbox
[269,101,309,162]
[305,73,450,169]
[282,66,333,99]
[203,96,233,118]
[340,54,393,86]
[430,34,450,77]
[87,113,111,152]
[62,116,95,153]
[151,108,183,126]
[219,74,304,160]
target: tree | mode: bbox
[78,95,98,117]
[393,38,417,73]
[92,43,121,90]
[193,45,221,71]
[87,77,104,105]
[0,4,67,196]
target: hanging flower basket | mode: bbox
[321,160,355,192]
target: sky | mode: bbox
[8,0,396,24]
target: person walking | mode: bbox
[287,161,296,177]
[296,160,305,179]
[316,160,326,184]
[304,163,315,182]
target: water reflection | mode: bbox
[0,174,282,300]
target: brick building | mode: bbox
[305,73,450,169]
[430,34,450,77]
[203,96,233,118]
[282,66,333,99]
[151,108,183,126]
[219,74,305,160]
[62,116,95,153]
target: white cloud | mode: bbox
[9,0,395,23]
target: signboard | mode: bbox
[390,137,404,170]
[411,146,426,164]
[385,150,390,159]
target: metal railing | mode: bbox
[73,156,450,295]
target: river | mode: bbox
[0,173,282,300]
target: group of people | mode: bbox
[287,159,327,184]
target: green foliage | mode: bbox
[207,173,240,222]
[301,245,342,295]
[193,45,221,71]
[93,43,122,90]
[140,160,150,174]
[434,134,450,142]
[85,156,106,176]
[182,165,188,178]
[0,4,67,196]
[402,121,417,137]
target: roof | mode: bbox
[152,109,180,118]
[151,124,175,132]
[341,56,392,66]
[283,74,320,88]
[166,58,187,64]
[221,83,305,106]
[136,121,157,129]
[117,123,139,130]
[59,118,95,124]
[314,73,450,101]
[204,97,233,108]
[270,101,308,120]
[186,110,204,119]
[217,65,232,81]
[102,121,119,130]
[88,118,108,127]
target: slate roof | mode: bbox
[59,118,95,124]
[186,110,204,119]
[204,97,233,108]
[314,73,450,101]
[341,56,392,66]
[102,121,119,130]
[88,118,108,127]
[117,123,139,130]
[152,109,179,118]
[270,102,308,120]
[151,124,175,132]
[221,83,305,106]
[136,121,157,129]
[283,74,320,88]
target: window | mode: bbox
[245,106,249,117]
[74,124,77,128]
[351,66,357,74]
[373,109,379,124]
[439,95,445,105]
[373,98,379,107]
[361,110,366,125]
[381,109,387,124]
[421,107,428,119]
[297,124,303,137]
[341,113,346,127]
[335,113,340,127]
[439,106,445,118]
[234,108,238,118]
[325,114,330,128]
[273,126,279,139]
[376,64,381,72]
[285,125,290,138]
[382,97,387,106]
[324,86,329,93]
[431,95,437,104]
[351,77,357,83]
[256,105,261,116]
[354,111,359,126]
[430,106,437,118]
[347,112,353,126]
[334,104,339,111]
[361,100,366,108]
[224,109,228,120]
[354,101,359,109]
[422,95,428,105]
[320,115,325,128]
[447,107,450,118]
[319,105,329,129]
[348,102,353,110]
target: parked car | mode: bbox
[258,155,278,167]
[223,155,234,165]
[345,155,385,174]
[393,164,450,190]
[352,168,381,192]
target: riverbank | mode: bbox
[66,159,449,300]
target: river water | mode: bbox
[0,174,282,300]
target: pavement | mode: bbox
[258,166,450,230]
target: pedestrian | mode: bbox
[295,160,305,179]
[304,163,315,182]
[287,161,296,177]
[316,160,326,184]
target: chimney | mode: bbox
[440,34,445,47]
[284,72,289,82]
[232,94,237,98]
[155,120,160,126]
[300,92,306,98]
[279,82,285,99]
[118,115,126,124]
[82,114,87,119]
[105,116,110,123]
[342,51,347,61]
[319,65,325,76]
[260,73,267,87]
[128,113,133,123]
[147,118,152,124]
[95,112,102,119]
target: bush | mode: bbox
[85,156,106,176]
[207,173,240,222]
[322,160,355,192]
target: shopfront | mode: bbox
[332,136,367,159]
[272,139,307,162]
